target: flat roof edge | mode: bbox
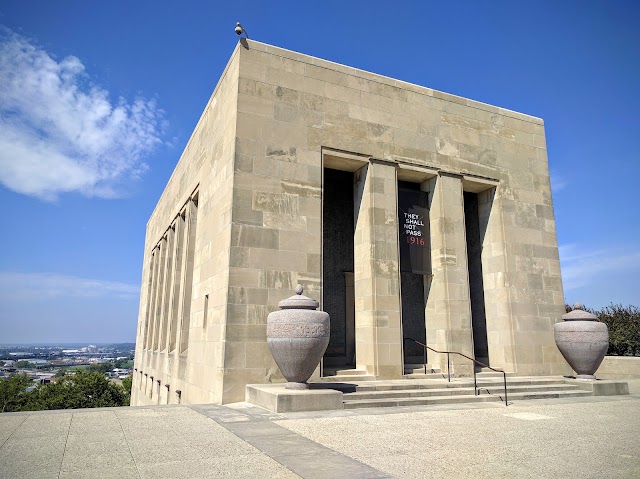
[245,39,543,126]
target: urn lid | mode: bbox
[562,302,598,321]
[278,285,319,310]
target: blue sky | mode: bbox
[0,1,638,343]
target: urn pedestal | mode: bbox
[554,303,608,380]
[267,285,330,389]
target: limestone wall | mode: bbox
[596,356,640,379]
[222,40,569,401]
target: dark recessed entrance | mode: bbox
[398,181,430,366]
[464,191,489,366]
[322,168,356,367]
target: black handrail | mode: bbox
[403,337,509,406]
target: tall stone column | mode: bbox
[354,160,403,379]
[424,173,475,375]
[477,188,517,373]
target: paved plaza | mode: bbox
[1,380,639,478]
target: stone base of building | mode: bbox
[246,383,344,413]
[246,377,630,413]
[562,378,630,396]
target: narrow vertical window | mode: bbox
[179,193,198,354]
[203,294,209,330]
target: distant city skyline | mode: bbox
[0,1,638,343]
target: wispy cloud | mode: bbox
[0,28,165,201]
[559,243,640,291]
[0,271,139,301]
[550,170,567,194]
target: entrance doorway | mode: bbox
[322,168,356,367]
[463,191,489,365]
[398,181,430,366]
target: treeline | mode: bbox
[566,304,640,356]
[1,372,132,413]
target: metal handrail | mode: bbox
[403,337,509,406]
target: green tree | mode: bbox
[23,371,128,411]
[0,360,5,367]
[597,304,640,356]
[0,374,33,412]
[55,368,67,378]
[566,303,640,356]
[15,360,34,369]
[121,376,132,404]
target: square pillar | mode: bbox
[424,173,475,375]
[354,160,403,379]
[476,188,517,373]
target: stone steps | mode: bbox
[345,384,584,401]
[474,371,517,378]
[403,364,441,375]
[404,370,516,380]
[350,377,572,391]
[403,372,449,379]
[344,394,501,409]
[343,390,593,409]
[319,369,375,382]
[324,368,367,376]
[246,377,628,413]
[318,375,377,382]
[343,389,593,409]
[339,377,594,409]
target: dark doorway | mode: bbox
[463,192,489,365]
[398,181,429,366]
[323,168,355,367]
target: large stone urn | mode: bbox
[267,285,330,389]
[554,302,609,379]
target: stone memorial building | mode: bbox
[131,39,569,406]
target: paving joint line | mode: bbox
[0,414,28,450]
[57,412,73,479]
[189,404,393,479]
[115,409,143,479]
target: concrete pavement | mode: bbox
[1,380,639,478]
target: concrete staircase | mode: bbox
[320,363,444,381]
[339,377,593,409]
[402,363,446,379]
[246,375,628,413]
[319,367,375,382]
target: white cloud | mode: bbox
[0,271,139,301]
[0,28,164,201]
[550,171,567,194]
[559,243,640,291]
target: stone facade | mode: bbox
[132,39,570,406]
